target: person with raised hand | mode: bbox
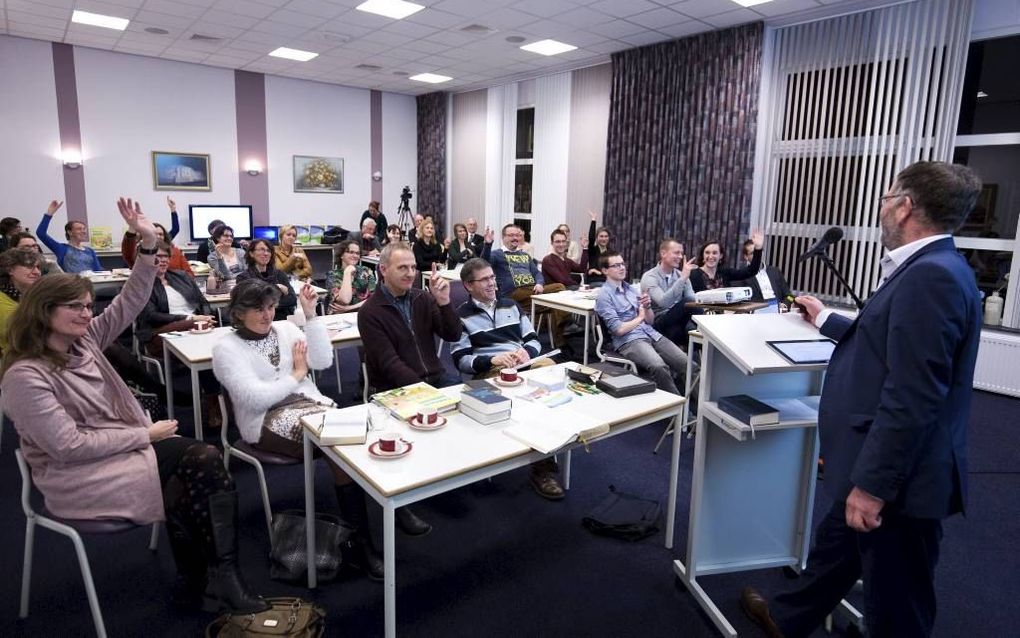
[36,199,102,273]
[3,197,267,614]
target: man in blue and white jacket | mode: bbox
[451,258,564,501]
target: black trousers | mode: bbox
[652,302,701,348]
[771,501,943,638]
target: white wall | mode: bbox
[972,0,1020,39]
[265,76,371,230]
[381,92,418,224]
[0,36,64,227]
[75,47,239,242]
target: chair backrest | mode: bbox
[219,394,232,450]
[593,316,638,373]
[15,448,36,519]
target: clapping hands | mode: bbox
[428,264,451,306]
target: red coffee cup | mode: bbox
[417,408,438,425]
[378,432,399,453]
[195,320,208,331]
[500,368,518,383]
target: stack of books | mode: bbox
[460,381,511,424]
[372,382,459,421]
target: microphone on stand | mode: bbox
[797,227,844,263]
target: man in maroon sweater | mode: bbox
[541,228,588,288]
[358,243,462,392]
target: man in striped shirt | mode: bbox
[451,258,564,500]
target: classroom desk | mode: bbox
[300,363,684,638]
[203,283,328,322]
[420,266,461,289]
[529,290,598,365]
[685,300,769,314]
[161,313,359,441]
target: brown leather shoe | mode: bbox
[740,587,785,638]
[529,472,565,501]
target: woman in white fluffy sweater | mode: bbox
[211,279,392,578]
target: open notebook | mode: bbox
[502,402,610,454]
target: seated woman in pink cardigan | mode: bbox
[1,198,265,614]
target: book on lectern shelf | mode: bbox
[372,382,459,421]
[716,394,780,426]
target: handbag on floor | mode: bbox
[269,510,350,583]
[205,597,326,637]
[582,485,661,542]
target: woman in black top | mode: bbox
[235,239,296,320]
[412,220,447,273]
[586,209,611,284]
[689,230,764,292]
[447,223,476,268]
[138,242,216,352]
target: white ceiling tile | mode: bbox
[250,20,309,37]
[343,39,394,54]
[583,38,633,54]
[627,7,694,29]
[131,10,198,29]
[142,0,208,19]
[101,0,147,8]
[698,8,762,28]
[400,38,449,54]
[5,10,68,31]
[266,9,325,28]
[432,0,498,19]
[404,8,467,29]
[190,21,244,38]
[200,9,260,28]
[656,19,712,38]
[552,7,615,29]
[328,8,391,29]
[212,0,277,19]
[7,24,68,40]
[283,0,346,19]
[422,29,480,46]
[513,0,573,19]
[5,1,69,20]
[482,8,541,30]
[590,0,660,18]
[669,0,742,20]
[379,20,439,38]
[21,0,76,8]
[752,0,826,18]
[585,19,647,39]
[618,30,674,46]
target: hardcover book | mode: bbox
[316,407,367,445]
[461,384,510,415]
[716,394,780,426]
[372,382,459,421]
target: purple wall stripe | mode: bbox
[51,43,88,222]
[371,90,383,203]
[235,70,270,226]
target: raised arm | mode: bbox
[37,200,66,259]
[167,197,180,239]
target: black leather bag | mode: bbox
[582,485,661,542]
[322,227,349,244]
[205,597,326,637]
[268,511,350,583]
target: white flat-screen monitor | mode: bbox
[189,205,253,240]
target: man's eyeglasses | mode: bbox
[154,254,171,261]
[468,275,497,284]
[606,262,626,270]
[57,302,94,314]
[879,192,908,204]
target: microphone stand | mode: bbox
[816,253,865,309]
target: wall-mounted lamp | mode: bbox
[62,149,82,169]
[372,170,382,182]
[244,160,263,176]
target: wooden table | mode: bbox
[300,363,684,638]
[160,313,359,440]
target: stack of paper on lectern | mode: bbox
[502,403,609,454]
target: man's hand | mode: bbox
[116,198,158,246]
[191,315,217,326]
[166,196,176,212]
[298,282,318,317]
[46,200,64,216]
[681,257,698,279]
[148,419,178,442]
[580,236,589,249]
[484,227,494,243]
[846,486,884,532]
[794,294,825,325]
[492,352,517,369]
[428,264,451,306]
[533,283,544,294]
[751,228,765,249]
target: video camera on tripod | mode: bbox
[395,185,414,237]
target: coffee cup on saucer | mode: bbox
[417,407,438,426]
[195,320,209,332]
[578,284,590,292]
[499,368,518,384]
[378,431,399,453]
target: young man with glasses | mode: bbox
[450,257,565,500]
[594,251,689,394]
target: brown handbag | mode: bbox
[205,597,326,637]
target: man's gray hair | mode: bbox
[379,241,412,266]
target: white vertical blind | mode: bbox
[450,89,488,226]
[758,0,975,304]
[485,83,517,233]
[532,72,572,258]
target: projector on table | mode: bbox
[694,286,753,304]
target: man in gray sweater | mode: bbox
[639,238,700,347]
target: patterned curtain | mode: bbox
[416,92,447,230]
[604,22,763,271]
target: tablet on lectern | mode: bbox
[766,339,836,364]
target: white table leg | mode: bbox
[304,432,317,589]
[384,504,396,638]
[666,411,683,549]
[163,345,174,421]
[563,450,572,490]
[191,367,203,441]
[582,313,590,365]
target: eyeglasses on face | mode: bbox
[345,250,361,255]
[468,275,497,284]
[879,192,908,204]
[606,262,626,270]
[154,254,171,261]
[57,302,94,314]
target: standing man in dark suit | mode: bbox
[741,161,983,638]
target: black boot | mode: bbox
[396,506,432,537]
[205,491,269,613]
[336,484,384,582]
[165,515,208,608]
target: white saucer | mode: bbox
[492,376,524,387]
[368,439,412,459]
[189,327,214,335]
[408,415,447,431]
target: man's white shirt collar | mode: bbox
[879,234,950,284]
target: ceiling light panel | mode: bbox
[71,10,129,31]
[520,39,578,56]
[731,0,774,7]
[409,72,452,84]
[356,0,426,21]
[268,47,319,62]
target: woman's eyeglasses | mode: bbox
[57,302,94,314]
